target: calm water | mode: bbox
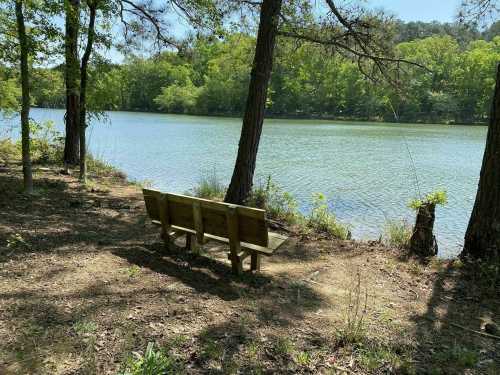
[2,108,487,257]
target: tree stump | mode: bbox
[410,202,438,257]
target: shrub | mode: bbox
[246,176,299,224]
[192,169,226,200]
[305,193,351,240]
[119,342,183,375]
[27,120,64,164]
[384,220,412,249]
[0,139,20,164]
[409,190,447,210]
[86,153,125,178]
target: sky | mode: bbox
[367,0,460,22]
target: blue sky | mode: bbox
[367,0,460,22]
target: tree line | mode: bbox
[5,24,500,124]
[0,0,499,261]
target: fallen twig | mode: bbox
[423,316,500,340]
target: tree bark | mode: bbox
[410,203,438,257]
[63,0,81,168]
[224,0,282,205]
[462,63,500,260]
[15,0,33,194]
[79,1,97,183]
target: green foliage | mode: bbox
[409,190,448,210]
[191,169,226,200]
[126,265,141,278]
[384,220,412,248]
[119,342,183,375]
[246,176,298,224]
[14,31,499,124]
[0,77,20,114]
[0,138,21,164]
[305,193,351,240]
[73,320,97,335]
[433,345,479,369]
[5,233,29,251]
[26,120,63,164]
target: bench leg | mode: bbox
[187,234,202,255]
[160,228,170,251]
[230,254,243,275]
[250,253,261,272]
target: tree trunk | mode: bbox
[79,1,97,183]
[410,203,438,257]
[462,64,500,260]
[15,0,33,194]
[63,0,81,168]
[224,0,282,205]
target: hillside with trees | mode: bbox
[2,21,499,124]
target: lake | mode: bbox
[1,108,487,258]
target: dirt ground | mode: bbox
[0,165,499,374]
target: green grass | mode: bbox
[303,193,351,240]
[119,342,184,375]
[191,169,226,200]
[73,320,98,335]
[384,220,412,249]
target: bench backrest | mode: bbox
[143,189,269,247]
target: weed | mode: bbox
[274,337,294,356]
[246,176,299,224]
[433,345,478,368]
[200,338,224,361]
[73,321,98,335]
[336,270,368,345]
[126,265,141,278]
[295,351,311,366]
[191,169,226,200]
[5,233,30,254]
[305,193,351,240]
[119,342,184,375]
[384,220,412,249]
[359,345,411,372]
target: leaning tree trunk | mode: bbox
[462,63,500,260]
[410,203,438,257]
[63,0,81,168]
[79,1,97,183]
[15,0,33,194]
[224,0,282,205]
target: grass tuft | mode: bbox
[384,220,412,249]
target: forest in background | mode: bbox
[1,20,499,124]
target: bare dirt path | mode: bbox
[0,166,498,374]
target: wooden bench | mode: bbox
[143,189,288,274]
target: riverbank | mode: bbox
[1,154,499,373]
[30,106,489,126]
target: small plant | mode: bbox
[336,270,368,345]
[294,351,311,366]
[409,190,447,210]
[73,320,97,335]
[119,342,183,375]
[433,345,478,368]
[384,220,412,249]
[5,233,30,253]
[126,265,141,278]
[274,337,294,356]
[192,169,226,200]
[305,193,351,240]
[246,176,299,224]
[87,153,124,178]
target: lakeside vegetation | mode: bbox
[1,21,499,124]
